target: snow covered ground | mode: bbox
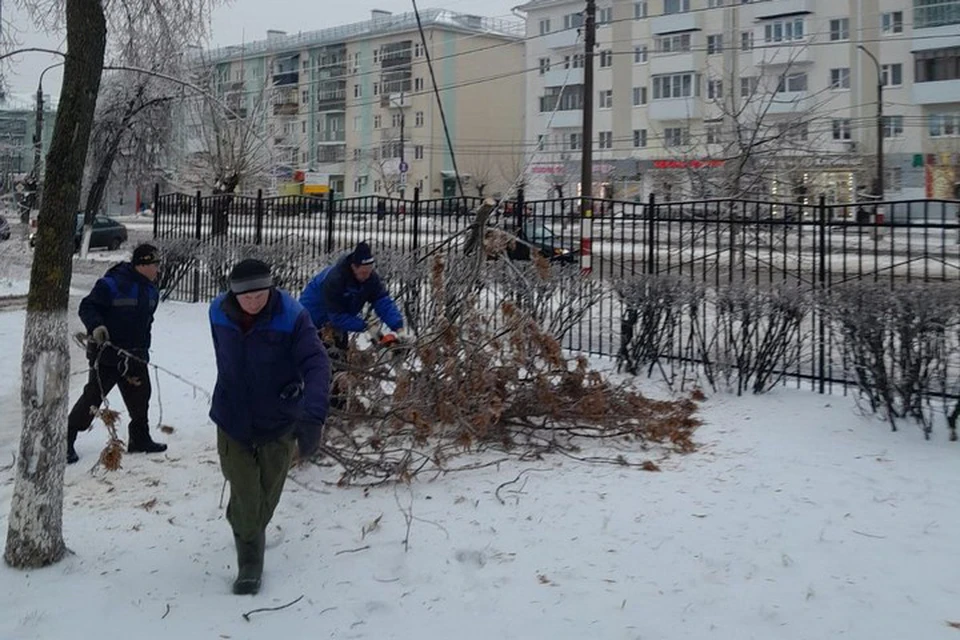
[1,301,959,640]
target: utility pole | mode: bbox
[579,0,597,274]
[858,45,884,201]
[399,90,406,200]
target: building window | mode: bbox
[633,129,647,148]
[656,33,691,53]
[415,111,424,127]
[415,42,422,57]
[415,145,424,159]
[881,63,903,86]
[373,49,380,64]
[883,115,904,138]
[634,1,648,19]
[707,79,723,99]
[664,127,688,147]
[740,76,758,97]
[832,118,851,140]
[741,31,753,51]
[353,116,362,131]
[302,90,309,104]
[632,86,648,105]
[916,49,960,83]
[569,132,582,150]
[708,0,724,6]
[653,73,696,99]
[353,148,362,160]
[354,84,361,98]
[765,18,805,43]
[777,72,808,93]
[373,82,380,96]
[415,77,424,91]
[829,18,849,41]
[539,18,551,35]
[929,114,960,137]
[881,11,903,34]
[598,6,613,24]
[539,57,551,75]
[706,123,723,144]
[777,121,808,141]
[563,12,584,30]
[599,89,613,108]
[664,0,689,14]
[391,113,402,128]
[353,52,361,72]
[830,68,850,89]
[598,131,612,149]
[634,45,648,63]
[599,50,613,67]
[374,115,382,128]
[707,34,723,55]
[373,179,381,193]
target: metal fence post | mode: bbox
[411,187,421,251]
[255,189,264,245]
[325,189,336,254]
[515,187,525,232]
[152,184,160,239]
[817,194,827,394]
[193,190,202,303]
[646,192,657,275]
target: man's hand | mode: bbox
[296,421,324,460]
[91,326,110,345]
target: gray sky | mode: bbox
[4,0,521,104]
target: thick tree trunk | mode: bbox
[79,135,123,258]
[4,0,107,569]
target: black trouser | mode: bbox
[320,329,348,409]
[68,356,153,446]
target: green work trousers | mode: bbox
[217,429,296,543]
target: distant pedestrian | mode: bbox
[209,259,330,595]
[67,243,166,464]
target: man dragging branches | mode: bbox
[67,244,167,464]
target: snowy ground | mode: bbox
[1,302,959,639]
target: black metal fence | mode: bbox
[153,186,960,397]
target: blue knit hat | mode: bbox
[351,241,375,266]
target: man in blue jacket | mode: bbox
[210,258,330,595]
[67,243,166,464]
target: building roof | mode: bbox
[513,0,584,13]
[203,8,524,63]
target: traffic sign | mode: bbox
[399,161,409,174]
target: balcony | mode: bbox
[316,96,346,112]
[753,42,811,66]
[648,97,700,121]
[913,79,960,104]
[765,91,809,115]
[753,0,813,20]
[651,12,700,36]
[542,67,583,87]
[273,102,299,116]
[539,109,581,129]
[915,0,960,29]
[912,24,960,52]
[649,52,697,76]
[543,29,579,50]
[380,93,410,109]
[273,72,299,86]
[380,127,403,141]
[317,130,346,143]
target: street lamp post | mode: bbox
[857,45,884,201]
[23,62,64,222]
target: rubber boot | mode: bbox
[67,427,79,465]
[232,531,265,595]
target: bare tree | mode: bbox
[464,153,496,198]
[5,0,220,570]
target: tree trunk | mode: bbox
[79,133,123,258]
[5,0,107,569]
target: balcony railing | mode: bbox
[273,72,299,86]
[915,0,960,29]
[318,130,346,142]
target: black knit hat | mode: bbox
[351,241,375,266]
[229,259,273,294]
[132,243,160,265]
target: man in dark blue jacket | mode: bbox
[67,243,166,464]
[210,258,330,595]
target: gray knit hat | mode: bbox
[229,259,273,294]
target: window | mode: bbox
[881,11,903,34]
[929,114,960,137]
[653,73,697,99]
[633,129,647,148]
[598,131,613,149]
[881,63,903,87]
[353,176,367,193]
[916,49,960,83]
[765,18,805,43]
[664,127,688,147]
[569,132,582,150]
[707,34,723,55]
[415,145,424,159]
[352,148,362,160]
[829,18,849,41]
[415,111,424,127]
[539,58,551,74]
[634,45,648,63]
[832,118,851,141]
[656,33,692,53]
[740,76,758,97]
[830,68,850,90]
[741,31,753,51]
[634,1,648,19]
[415,42,422,57]
[883,115,904,138]
[777,72,807,93]
[564,53,585,69]
[664,0,690,14]
[599,89,613,108]
[354,84,361,98]
[373,180,381,194]
[353,116,362,131]
[415,77,424,91]
[563,12,583,29]
[707,79,723,99]
[373,49,380,64]
[373,83,380,96]
[598,6,613,24]
[539,18,551,35]
[708,0,724,6]
[302,90,309,104]
[777,122,808,141]
[301,121,306,133]
[391,112,402,128]
[706,123,723,144]
[633,86,648,105]
[374,115,382,128]
[599,50,613,67]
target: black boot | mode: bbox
[127,438,167,454]
[67,428,79,464]
[232,531,265,595]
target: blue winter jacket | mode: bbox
[209,289,330,447]
[299,255,403,333]
[78,262,159,363]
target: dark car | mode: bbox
[0,215,10,241]
[29,214,128,251]
[506,221,578,264]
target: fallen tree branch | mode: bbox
[241,595,304,621]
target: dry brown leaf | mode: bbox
[159,425,175,434]
[947,621,960,630]
[641,461,661,472]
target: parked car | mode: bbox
[506,220,578,264]
[29,214,128,251]
[0,215,10,241]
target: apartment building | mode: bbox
[520,0,960,202]
[183,9,525,199]
[0,94,55,191]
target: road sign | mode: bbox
[399,161,409,174]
